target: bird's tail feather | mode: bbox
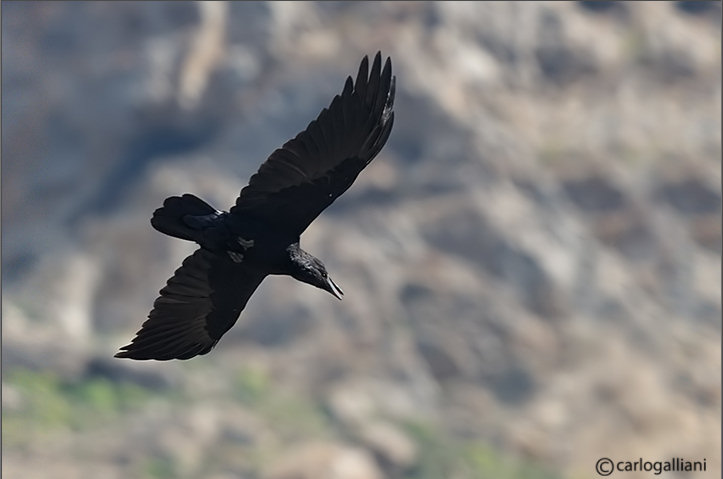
[151,194,216,241]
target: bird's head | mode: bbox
[290,252,344,300]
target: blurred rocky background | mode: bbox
[2,1,721,478]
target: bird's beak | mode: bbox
[326,276,344,300]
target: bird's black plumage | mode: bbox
[116,52,395,360]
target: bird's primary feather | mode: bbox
[115,249,265,360]
[231,52,396,236]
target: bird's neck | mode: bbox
[286,242,310,265]
[284,243,316,279]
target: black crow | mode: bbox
[116,52,395,360]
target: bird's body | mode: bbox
[116,52,395,360]
[173,205,294,272]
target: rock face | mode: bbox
[3,2,720,479]
[265,442,383,479]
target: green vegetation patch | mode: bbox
[403,420,561,479]
[233,365,331,440]
[3,368,154,446]
[143,455,178,479]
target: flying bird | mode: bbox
[116,52,395,360]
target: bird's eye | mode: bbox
[322,271,327,278]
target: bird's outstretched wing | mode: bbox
[230,52,396,236]
[115,249,265,360]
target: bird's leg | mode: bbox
[237,237,255,249]
[227,251,244,263]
